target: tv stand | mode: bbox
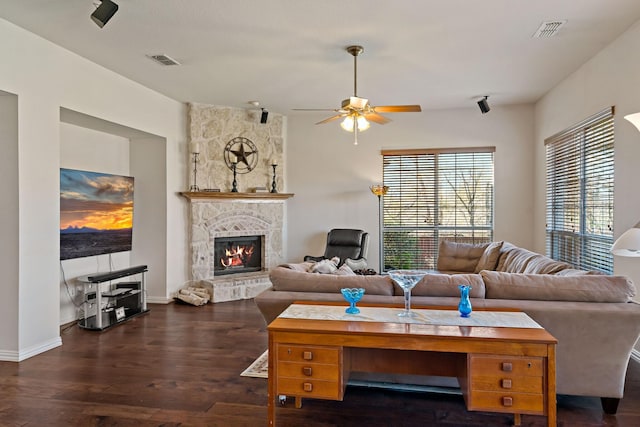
[77,265,149,331]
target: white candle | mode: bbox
[230,153,237,163]
[271,158,278,166]
[190,142,201,154]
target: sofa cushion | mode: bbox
[554,268,604,276]
[393,273,486,298]
[269,266,394,295]
[436,241,489,273]
[474,241,504,272]
[495,243,569,274]
[481,270,636,302]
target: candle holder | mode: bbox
[270,164,278,193]
[231,162,238,192]
[189,152,200,192]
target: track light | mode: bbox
[478,96,490,114]
[260,108,269,124]
[91,0,119,28]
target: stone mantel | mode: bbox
[179,191,294,201]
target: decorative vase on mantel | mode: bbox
[458,284,472,318]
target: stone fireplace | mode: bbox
[182,193,292,302]
[184,103,290,302]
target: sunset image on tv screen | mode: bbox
[60,168,134,260]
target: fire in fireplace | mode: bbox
[213,235,263,276]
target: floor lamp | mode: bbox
[613,115,640,256]
[370,185,389,273]
[611,222,640,257]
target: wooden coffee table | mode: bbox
[267,304,557,426]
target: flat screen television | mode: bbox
[60,168,134,260]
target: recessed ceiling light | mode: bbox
[532,20,567,38]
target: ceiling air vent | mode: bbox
[532,20,567,38]
[148,54,180,66]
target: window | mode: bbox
[382,148,495,270]
[545,107,614,274]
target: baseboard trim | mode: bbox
[631,349,640,364]
[146,296,173,304]
[0,350,19,362]
[0,337,62,362]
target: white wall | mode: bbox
[0,92,19,359]
[285,104,535,270]
[0,18,186,361]
[534,21,640,353]
[534,20,640,291]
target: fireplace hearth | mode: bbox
[214,235,263,276]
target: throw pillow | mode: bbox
[310,258,339,274]
[474,241,504,273]
[436,240,489,272]
[334,264,357,276]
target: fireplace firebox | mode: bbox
[213,235,263,276]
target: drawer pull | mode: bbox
[303,382,313,392]
[502,396,513,407]
[303,367,313,376]
[303,351,313,360]
[501,379,512,389]
[501,362,513,372]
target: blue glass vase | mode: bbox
[341,288,365,314]
[458,284,472,318]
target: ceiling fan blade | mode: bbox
[316,114,345,125]
[373,105,422,113]
[364,112,391,125]
[293,108,338,111]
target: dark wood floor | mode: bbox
[0,300,639,426]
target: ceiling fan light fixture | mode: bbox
[357,115,370,131]
[340,114,370,132]
[340,115,355,132]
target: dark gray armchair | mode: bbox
[304,228,369,270]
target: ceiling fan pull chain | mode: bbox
[354,123,358,145]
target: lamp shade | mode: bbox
[611,222,640,257]
[624,113,640,132]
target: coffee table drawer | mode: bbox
[277,345,340,364]
[470,355,543,377]
[468,390,544,413]
[277,377,343,400]
[278,361,340,381]
[471,374,543,393]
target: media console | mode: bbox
[77,265,149,331]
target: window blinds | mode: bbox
[545,107,614,274]
[382,148,495,270]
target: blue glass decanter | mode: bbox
[458,284,472,318]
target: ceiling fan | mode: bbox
[294,45,422,144]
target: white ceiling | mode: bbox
[2,0,640,115]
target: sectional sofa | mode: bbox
[254,241,640,414]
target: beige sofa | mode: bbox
[254,241,640,414]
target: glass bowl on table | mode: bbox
[387,269,428,317]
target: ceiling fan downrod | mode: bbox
[346,45,364,97]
